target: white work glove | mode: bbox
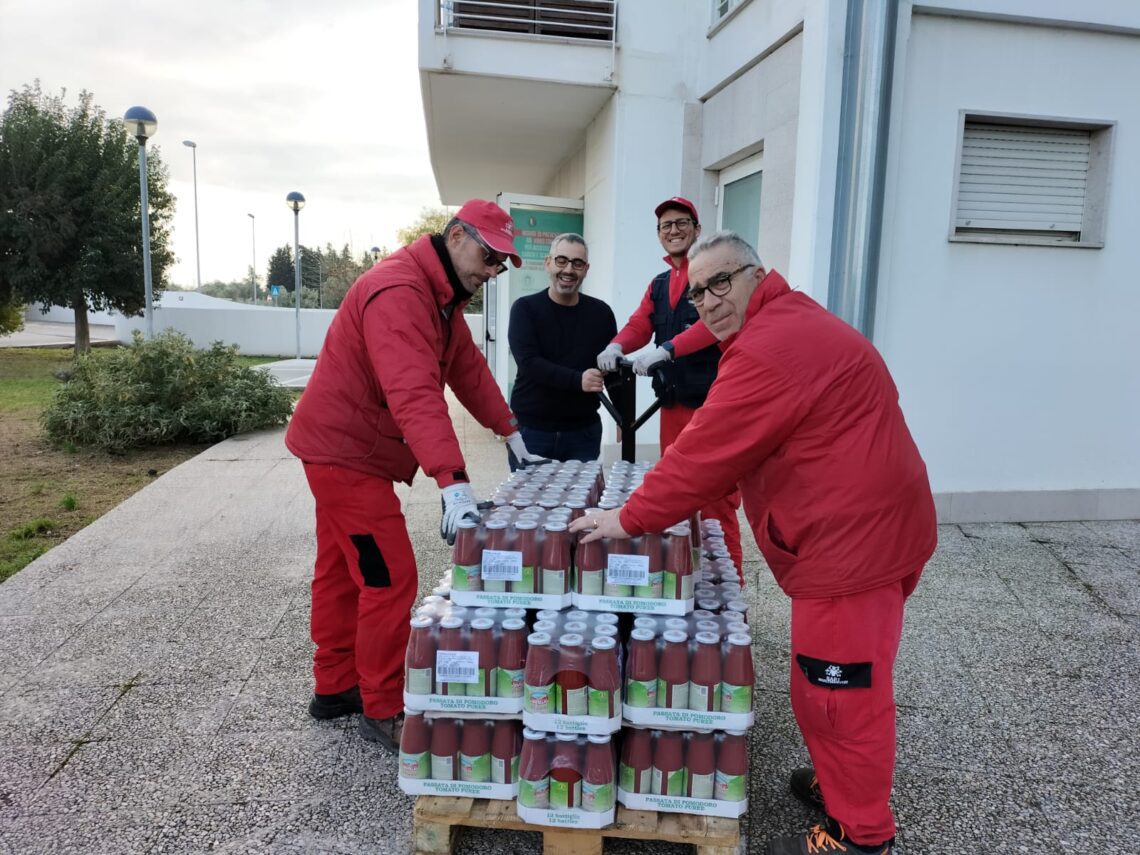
[505,432,550,469]
[597,343,624,372]
[440,482,480,545]
[632,345,673,376]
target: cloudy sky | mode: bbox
[0,0,442,288]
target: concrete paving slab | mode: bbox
[0,390,1136,852]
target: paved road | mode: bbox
[0,396,1136,853]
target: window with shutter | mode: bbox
[950,113,1113,248]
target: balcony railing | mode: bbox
[440,0,617,42]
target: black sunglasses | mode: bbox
[461,223,508,275]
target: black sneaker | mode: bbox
[790,767,825,812]
[307,685,363,720]
[358,712,404,753]
[768,818,894,855]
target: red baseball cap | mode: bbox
[654,196,699,224]
[456,199,522,268]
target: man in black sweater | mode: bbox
[507,233,617,466]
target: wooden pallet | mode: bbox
[413,795,741,855]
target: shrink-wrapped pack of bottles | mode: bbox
[397,713,524,799]
[616,727,748,817]
[516,728,617,828]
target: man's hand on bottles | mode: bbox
[439,482,480,545]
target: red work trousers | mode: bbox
[303,462,418,719]
[789,569,922,845]
[659,404,744,578]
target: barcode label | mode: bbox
[482,549,523,582]
[436,650,479,683]
[607,553,649,586]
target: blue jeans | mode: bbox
[508,421,602,471]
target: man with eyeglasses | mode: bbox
[575,231,936,855]
[286,199,546,753]
[506,233,617,466]
[596,196,744,578]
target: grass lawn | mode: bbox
[0,347,280,583]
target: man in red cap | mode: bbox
[596,196,743,576]
[286,199,546,751]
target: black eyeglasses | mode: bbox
[689,264,754,305]
[461,223,508,275]
[551,255,588,271]
[657,217,695,234]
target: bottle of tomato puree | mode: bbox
[555,634,588,716]
[582,734,615,812]
[518,728,550,808]
[685,730,716,798]
[398,709,430,779]
[715,730,748,801]
[404,616,436,698]
[689,631,723,712]
[467,617,496,697]
[652,729,686,796]
[689,513,702,568]
[550,733,582,809]
[587,636,620,718]
[602,531,634,598]
[523,632,555,714]
[430,717,459,781]
[619,727,652,794]
[496,617,527,699]
[513,519,539,593]
[434,616,465,696]
[459,720,491,782]
[575,534,606,597]
[452,519,482,591]
[481,518,510,592]
[541,521,571,595]
[663,525,693,600]
[720,633,754,714]
[491,719,520,784]
[624,628,658,708]
[634,532,664,599]
[656,629,690,710]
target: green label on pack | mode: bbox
[524,681,554,714]
[619,763,651,794]
[587,687,613,718]
[625,678,657,708]
[483,579,508,592]
[582,780,614,812]
[689,771,715,799]
[657,678,690,709]
[652,766,687,796]
[662,571,678,599]
[399,750,430,779]
[562,686,587,716]
[715,769,745,801]
[453,563,480,591]
[497,666,524,698]
[513,565,535,594]
[720,682,753,713]
[465,668,488,697]
[406,667,432,696]
[550,777,582,810]
[633,571,663,599]
[519,776,550,808]
[459,751,491,783]
[604,581,633,597]
[688,682,719,712]
[579,569,604,596]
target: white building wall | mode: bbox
[877,10,1140,519]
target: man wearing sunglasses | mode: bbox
[575,231,936,855]
[507,233,617,466]
[286,199,546,753]
[596,196,743,578]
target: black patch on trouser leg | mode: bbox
[796,654,872,689]
[349,534,391,588]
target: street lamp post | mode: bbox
[247,213,256,303]
[370,246,382,266]
[182,140,201,291]
[286,192,306,359]
[124,106,157,338]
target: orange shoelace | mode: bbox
[806,823,848,853]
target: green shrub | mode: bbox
[41,330,294,452]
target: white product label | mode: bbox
[436,650,479,684]
[606,554,649,587]
[689,771,715,799]
[482,549,523,582]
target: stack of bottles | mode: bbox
[516,729,617,828]
[522,609,623,734]
[617,728,748,814]
[622,613,756,730]
[398,712,525,799]
[403,602,530,714]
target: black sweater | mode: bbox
[508,290,617,431]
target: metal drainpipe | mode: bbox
[827,0,899,340]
